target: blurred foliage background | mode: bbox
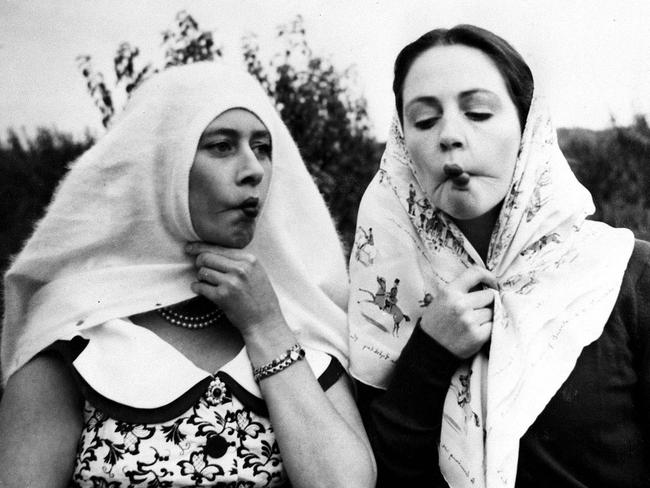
[1,11,649,309]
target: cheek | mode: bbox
[499,135,521,183]
[405,134,442,185]
[260,164,272,204]
[188,182,211,234]
[189,170,211,212]
[188,164,229,226]
[497,113,521,156]
[481,125,520,179]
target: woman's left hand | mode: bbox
[185,242,284,338]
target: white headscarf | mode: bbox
[348,94,634,488]
[2,62,349,388]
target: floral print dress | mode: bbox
[53,320,342,488]
[71,374,287,487]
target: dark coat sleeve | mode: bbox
[356,325,461,487]
[515,239,650,487]
[630,240,650,437]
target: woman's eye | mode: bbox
[206,140,234,155]
[466,112,492,121]
[252,143,272,159]
[414,118,439,130]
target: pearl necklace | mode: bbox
[156,300,224,329]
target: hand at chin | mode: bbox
[184,242,284,338]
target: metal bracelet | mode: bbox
[253,343,305,383]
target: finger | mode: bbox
[453,267,498,292]
[185,242,248,260]
[196,266,228,286]
[190,281,227,306]
[469,307,493,326]
[472,320,493,344]
[466,289,496,309]
[194,251,240,273]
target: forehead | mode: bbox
[402,45,510,102]
[201,108,270,136]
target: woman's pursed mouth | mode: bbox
[239,197,260,217]
[443,163,470,187]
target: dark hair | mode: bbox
[393,24,534,130]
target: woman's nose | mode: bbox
[438,117,465,152]
[237,148,265,187]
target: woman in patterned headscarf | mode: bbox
[0,63,375,488]
[349,25,650,488]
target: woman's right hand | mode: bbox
[185,242,287,341]
[419,267,497,359]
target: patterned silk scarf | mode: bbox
[348,95,634,487]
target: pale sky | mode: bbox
[1,0,649,141]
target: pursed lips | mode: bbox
[237,197,260,218]
[443,163,470,187]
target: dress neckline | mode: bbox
[70,317,333,411]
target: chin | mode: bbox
[226,226,257,249]
[228,236,254,249]
[447,208,486,221]
[197,226,256,249]
[445,201,502,225]
[214,232,254,249]
[438,200,483,221]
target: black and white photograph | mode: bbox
[1,1,649,486]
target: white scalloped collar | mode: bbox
[72,318,329,409]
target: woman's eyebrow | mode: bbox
[404,96,442,113]
[200,128,238,140]
[200,128,271,140]
[459,89,500,103]
[251,130,271,140]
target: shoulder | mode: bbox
[2,351,81,409]
[622,239,650,291]
[615,239,650,343]
[630,239,650,268]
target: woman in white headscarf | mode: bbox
[0,63,375,488]
[349,25,650,488]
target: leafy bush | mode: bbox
[0,128,94,274]
[559,115,650,240]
